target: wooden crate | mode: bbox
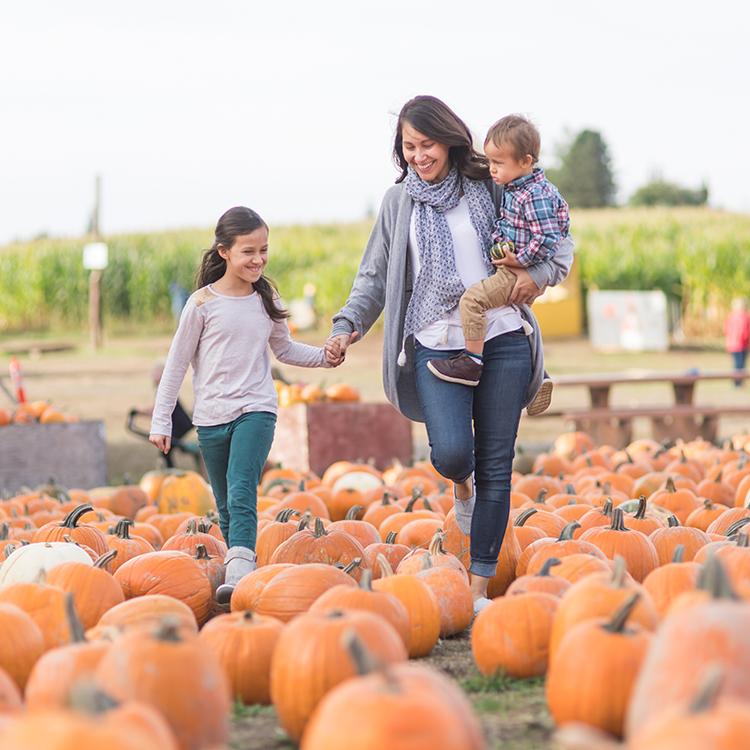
[0,421,107,493]
[268,402,413,475]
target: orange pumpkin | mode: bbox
[198,610,284,705]
[113,551,213,625]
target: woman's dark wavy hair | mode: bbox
[195,206,288,321]
[393,95,490,183]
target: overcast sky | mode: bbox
[1,0,748,244]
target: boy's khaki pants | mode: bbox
[459,267,517,342]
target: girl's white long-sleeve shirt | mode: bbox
[150,285,327,436]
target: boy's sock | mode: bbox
[465,351,483,365]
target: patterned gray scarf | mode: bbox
[403,165,496,346]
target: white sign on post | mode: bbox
[83,242,108,270]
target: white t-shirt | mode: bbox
[151,285,327,435]
[408,197,523,349]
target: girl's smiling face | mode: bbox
[219,227,268,287]
[401,122,451,183]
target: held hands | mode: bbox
[149,434,171,455]
[324,331,360,367]
[505,266,544,306]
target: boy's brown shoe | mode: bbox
[427,353,483,387]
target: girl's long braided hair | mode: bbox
[195,206,289,322]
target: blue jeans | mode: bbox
[415,330,532,577]
[197,411,276,550]
[732,350,747,386]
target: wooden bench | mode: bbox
[533,370,750,447]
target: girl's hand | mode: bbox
[325,331,360,366]
[149,434,171,454]
[324,338,343,366]
[508,267,544,305]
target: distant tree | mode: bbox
[629,179,708,206]
[546,130,616,208]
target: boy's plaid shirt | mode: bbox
[492,168,570,266]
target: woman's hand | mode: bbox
[506,267,544,305]
[325,331,360,366]
[149,434,171,455]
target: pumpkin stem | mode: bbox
[603,592,640,634]
[242,610,254,623]
[154,616,183,642]
[602,498,613,517]
[68,682,119,714]
[735,532,749,548]
[194,544,210,560]
[513,508,538,527]
[726,517,750,537]
[345,505,365,521]
[0,523,8,541]
[633,496,648,520]
[94,549,117,570]
[538,557,561,577]
[609,508,628,532]
[297,512,312,532]
[534,488,548,504]
[62,504,94,528]
[358,568,373,591]
[422,498,434,512]
[558,521,580,541]
[610,555,627,588]
[375,552,395,578]
[427,530,445,557]
[672,544,686,563]
[665,477,677,493]
[565,483,576,494]
[381,492,392,506]
[274,508,297,523]
[688,665,724,714]
[313,517,328,538]
[385,531,398,545]
[667,515,680,528]
[342,557,362,575]
[114,519,133,539]
[405,493,422,512]
[696,555,738,600]
[342,629,387,679]
[64,592,87,643]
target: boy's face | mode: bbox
[485,140,534,185]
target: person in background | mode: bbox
[725,297,750,386]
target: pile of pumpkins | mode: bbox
[0,400,79,426]
[274,380,360,407]
[2,431,750,749]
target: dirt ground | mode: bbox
[1,327,744,484]
[229,630,553,750]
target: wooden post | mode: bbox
[89,269,103,349]
[88,174,103,350]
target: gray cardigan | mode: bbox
[330,180,574,423]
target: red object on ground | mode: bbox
[8,357,26,403]
[725,310,750,353]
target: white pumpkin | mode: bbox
[0,542,92,588]
[332,470,384,494]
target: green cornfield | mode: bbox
[1,207,749,334]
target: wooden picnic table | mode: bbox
[538,370,750,446]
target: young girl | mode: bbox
[150,206,340,603]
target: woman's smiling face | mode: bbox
[401,122,451,183]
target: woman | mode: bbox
[328,96,573,612]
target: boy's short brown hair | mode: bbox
[485,115,540,164]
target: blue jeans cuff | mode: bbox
[470,560,498,578]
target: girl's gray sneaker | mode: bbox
[216,546,257,605]
[473,597,493,616]
[453,475,475,535]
